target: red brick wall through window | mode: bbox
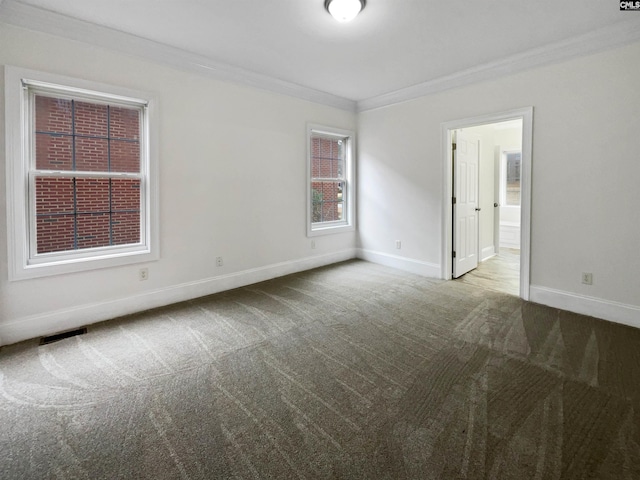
[34,95,141,254]
[311,136,344,223]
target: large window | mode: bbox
[5,67,158,280]
[307,125,355,236]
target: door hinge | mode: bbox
[452,251,456,258]
[453,143,457,151]
[452,197,457,205]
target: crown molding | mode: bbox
[0,0,357,112]
[357,17,640,112]
[3,0,640,115]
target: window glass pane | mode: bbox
[110,140,140,173]
[312,136,343,179]
[110,106,140,140]
[32,94,143,257]
[321,202,344,222]
[74,101,108,137]
[34,176,142,255]
[111,178,141,211]
[336,158,344,178]
[311,181,344,223]
[35,177,74,215]
[34,99,141,173]
[76,213,110,249]
[311,182,323,223]
[506,152,521,206]
[35,177,75,254]
[36,133,73,170]
[36,214,75,254]
[75,137,109,171]
[35,96,72,134]
[112,212,140,246]
[76,178,110,213]
[311,138,320,177]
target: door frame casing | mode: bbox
[440,107,533,300]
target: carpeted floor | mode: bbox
[1,260,639,479]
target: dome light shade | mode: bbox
[325,0,365,23]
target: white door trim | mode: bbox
[441,107,533,300]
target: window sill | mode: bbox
[10,248,158,281]
[307,223,355,237]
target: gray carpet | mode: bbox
[1,260,639,479]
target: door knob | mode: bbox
[475,207,481,211]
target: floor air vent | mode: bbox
[40,327,88,345]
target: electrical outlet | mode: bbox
[139,268,149,281]
[581,272,593,285]
[311,240,316,249]
[216,256,224,267]
[395,240,402,249]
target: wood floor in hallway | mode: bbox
[455,248,520,296]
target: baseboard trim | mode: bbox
[481,246,496,262]
[356,248,440,278]
[499,223,521,250]
[0,249,357,347]
[529,285,640,329]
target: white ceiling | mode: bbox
[2,0,640,108]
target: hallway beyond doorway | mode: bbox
[455,249,520,296]
[441,107,533,300]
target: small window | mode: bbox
[503,151,521,206]
[5,67,158,280]
[307,125,355,236]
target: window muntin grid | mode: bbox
[310,134,347,225]
[27,86,147,262]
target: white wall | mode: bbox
[358,41,640,325]
[0,24,357,345]
[2,24,639,344]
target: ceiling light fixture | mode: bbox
[325,0,365,23]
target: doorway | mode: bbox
[441,108,533,300]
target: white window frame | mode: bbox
[307,124,355,236]
[5,66,159,280]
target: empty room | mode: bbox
[1,0,640,478]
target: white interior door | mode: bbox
[453,130,480,278]
[493,145,501,254]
